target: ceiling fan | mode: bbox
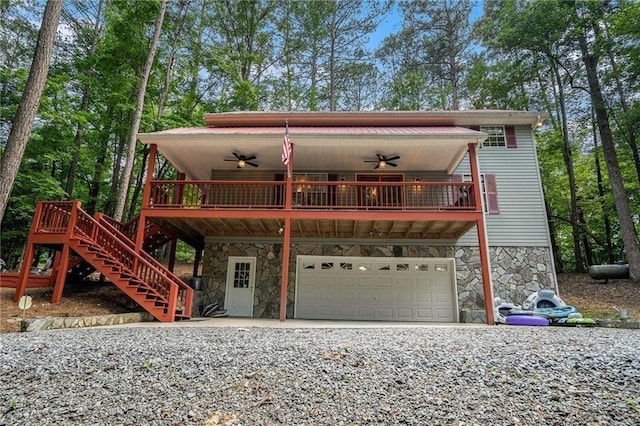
[224,152,259,168]
[364,154,400,169]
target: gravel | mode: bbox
[1,325,639,425]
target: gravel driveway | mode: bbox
[1,325,638,425]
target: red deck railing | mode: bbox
[147,180,477,211]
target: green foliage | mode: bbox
[1,0,638,275]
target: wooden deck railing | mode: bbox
[147,180,477,211]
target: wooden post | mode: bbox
[279,141,294,321]
[193,248,202,277]
[168,238,177,272]
[51,244,70,303]
[13,202,43,302]
[468,143,495,325]
[279,217,292,322]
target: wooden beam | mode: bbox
[404,221,416,238]
[437,222,455,238]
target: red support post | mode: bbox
[13,202,43,302]
[279,140,294,321]
[468,143,495,325]
[168,238,177,272]
[51,244,70,303]
[279,216,292,322]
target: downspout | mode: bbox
[468,143,495,325]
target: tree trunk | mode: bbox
[545,197,564,273]
[602,22,640,187]
[0,0,62,222]
[579,34,640,281]
[113,0,168,221]
[126,146,149,220]
[592,108,615,264]
[552,61,585,272]
[105,118,128,216]
[65,0,105,197]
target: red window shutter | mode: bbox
[485,174,500,214]
[505,126,517,148]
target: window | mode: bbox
[233,262,251,288]
[293,173,328,206]
[480,126,506,147]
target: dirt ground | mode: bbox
[1,269,638,333]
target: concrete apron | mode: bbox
[108,317,489,329]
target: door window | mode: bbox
[233,262,251,288]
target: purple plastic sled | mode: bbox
[506,315,549,326]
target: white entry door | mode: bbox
[225,257,256,317]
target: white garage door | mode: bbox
[295,256,458,322]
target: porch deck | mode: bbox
[142,179,480,243]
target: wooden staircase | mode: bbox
[12,201,193,322]
[66,213,175,282]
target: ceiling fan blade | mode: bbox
[373,163,380,170]
[224,159,237,162]
[245,155,257,161]
[232,152,241,160]
[386,155,400,162]
[246,161,259,168]
[363,160,379,163]
[387,162,398,167]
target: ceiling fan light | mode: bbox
[379,161,387,169]
[237,159,246,168]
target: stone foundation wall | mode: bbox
[200,241,556,321]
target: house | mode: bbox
[9,110,554,325]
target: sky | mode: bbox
[368,1,486,49]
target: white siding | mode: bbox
[455,126,551,247]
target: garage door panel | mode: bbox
[377,307,394,319]
[416,292,433,303]
[296,256,457,322]
[375,277,393,288]
[397,292,414,303]
[358,291,375,303]
[435,292,452,303]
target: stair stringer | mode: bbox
[68,237,180,322]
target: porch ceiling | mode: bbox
[150,217,476,242]
[138,126,487,180]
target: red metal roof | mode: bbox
[151,126,483,136]
[203,110,546,127]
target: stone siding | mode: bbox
[200,242,556,322]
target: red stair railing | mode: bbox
[96,214,193,316]
[35,201,191,320]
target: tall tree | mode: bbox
[113,0,168,221]
[0,0,62,222]
[573,2,640,281]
